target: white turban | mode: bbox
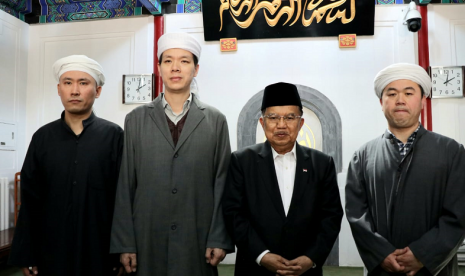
[157,33,201,61]
[374,63,431,98]
[53,55,105,86]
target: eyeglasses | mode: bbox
[263,114,302,124]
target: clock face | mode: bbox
[430,66,464,98]
[123,74,154,104]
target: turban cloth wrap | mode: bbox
[374,63,431,98]
[53,55,105,86]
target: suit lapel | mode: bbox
[287,144,310,219]
[258,141,286,221]
[148,97,175,150]
[174,96,205,152]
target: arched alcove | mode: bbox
[237,84,342,172]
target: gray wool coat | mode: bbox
[110,94,234,276]
[346,126,465,276]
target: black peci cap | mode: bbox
[261,82,302,111]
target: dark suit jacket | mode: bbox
[223,141,343,276]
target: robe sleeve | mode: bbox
[9,134,42,267]
[409,144,465,275]
[223,152,268,261]
[109,126,125,267]
[110,114,138,254]
[206,114,234,252]
[304,156,343,267]
[345,151,396,272]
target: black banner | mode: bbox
[202,0,375,41]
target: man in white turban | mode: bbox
[10,55,124,276]
[345,63,465,276]
[110,32,233,276]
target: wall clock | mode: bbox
[122,74,155,104]
[429,66,464,98]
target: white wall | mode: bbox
[165,6,417,266]
[428,4,465,144]
[0,10,29,229]
[26,16,154,143]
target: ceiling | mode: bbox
[0,0,191,24]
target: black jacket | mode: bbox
[223,141,343,276]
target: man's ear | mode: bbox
[299,117,305,130]
[95,86,102,98]
[194,64,200,77]
[157,63,162,77]
[421,95,426,110]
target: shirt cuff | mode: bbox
[256,250,270,265]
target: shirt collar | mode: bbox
[271,142,297,161]
[60,111,96,135]
[162,93,192,111]
[82,111,96,127]
[60,111,96,125]
[386,123,421,143]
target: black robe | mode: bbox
[346,126,465,276]
[9,112,123,276]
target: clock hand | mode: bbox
[444,77,456,86]
[136,78,145,91]
[136,84,146,93]
[443,74,449,85]
[137,84,146,92]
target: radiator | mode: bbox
[0,177,9,231]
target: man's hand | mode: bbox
[260,253,300,274]
[276,255,313,276]
[20,267,38,276]
[120,253,137,273]
[381,248,407,273]
[205,248,226,266]
[397,247,424,276]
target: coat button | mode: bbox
[73,181,77,185]
[74,160,78,164]
[171,225,177,230]
[172,189,177,194]
[174,154,178,158]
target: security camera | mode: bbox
[403,1,422,32]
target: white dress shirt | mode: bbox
[256,143,297,265]
[272,144,297,216]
